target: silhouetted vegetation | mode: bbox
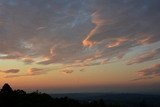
[0,83,159,107]
[0,83,109,107]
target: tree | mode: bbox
[1,83,13,94]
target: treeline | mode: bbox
[0,83,150,107]
[0,83,122,107]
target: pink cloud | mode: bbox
[106,38,127,48]
[82,11,107,47]
[137,64,160,76]
[133,64,160,81]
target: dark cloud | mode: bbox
[4,67,49,78]
[132,76,154,81]
[0,69,20,73]
[79,68,85,72]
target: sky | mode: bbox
[0,0,160,94]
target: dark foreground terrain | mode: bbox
[51,93,160,107]
[0,83,160,107]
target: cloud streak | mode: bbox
[0,69,20,73]
[27,68,47,75]
[138,64,160,76]
[133,64,160,81]
[127,48,160,65]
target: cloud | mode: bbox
[60,67,74,74]
[5,67,49,78]
[132,76,154,81]
[0,69,20,73]
[0,52,23,60]
[84,0,160,44]
[0,0,160,71]
[137,36,151,45]
[5,74,25,78]
[81,0,160,63]
[138,64,160,76]
[106,38,127,48]
[27,68,46,75]
[133,64,160,80]
[36,26,47,31]
[82,11,106,47]
[100,59,108,64]
[79,68,85,72]
[37,59,55,65]
[22,57,34,64]
[127,48,160,65]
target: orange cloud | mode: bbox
[106,38,127,48]
[82,39,96,47]
[137,36,151,45]
[82,12,106,47]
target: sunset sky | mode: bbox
[0,0,160,93]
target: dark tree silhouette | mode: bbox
[0,83,112,107]
[0,83,13,94]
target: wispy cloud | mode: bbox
[127,48,160,65]
[0,52,23,60]
[133,64,160,81]
[5,74,25,78]
[82,11,106,47]
[27,68,47,75]
[137,36,151,45]
[132,76,154,81]
[36,26,47,31]
[138,64,160,76]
